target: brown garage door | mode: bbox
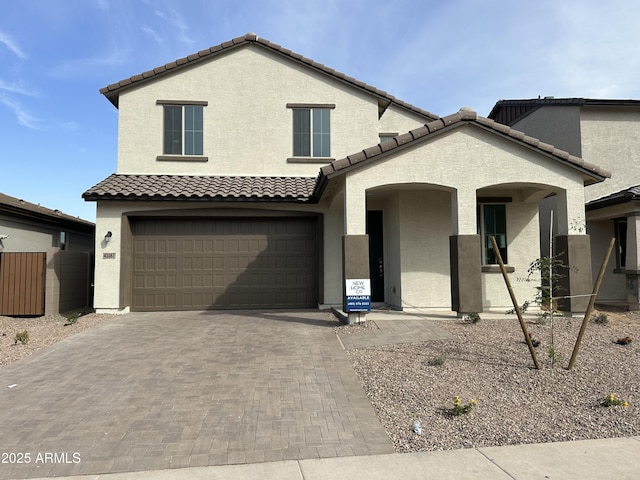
[131,217,318,311]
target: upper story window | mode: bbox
[479,203,507,264]
[287,103,335,159]
[156,100,207,159]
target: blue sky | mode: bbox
[2,0,640,222]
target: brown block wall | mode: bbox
[554,235,593,313]
[450,235,482,313]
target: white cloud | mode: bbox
[141,25,164,47]
[95,0,109,11]
[0,79,38,96]
[48,48,130,78]
[0,30,26,59]
[153,7,195,47]
[0,95,42,130]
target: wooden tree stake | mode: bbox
[490,236,541,370]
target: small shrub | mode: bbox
[601,393,628,408]
[14,330,29,345]
[527,333,540,347]
[463,312,481,324]
[427,357,446,366]
[615,336,632,346]
[65,312,79,326]
[593,313,609,325]
[451,396,477,416]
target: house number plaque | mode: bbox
[103,252,116,259]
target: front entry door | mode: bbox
[367,210,384,302]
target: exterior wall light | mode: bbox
[105,231,112,243]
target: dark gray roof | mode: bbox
[313,108,611,198]
[488,98,640,126]
[0,192,94,230]
[100,33,439,121]
[586,185,640,210]
[82,174,317,202]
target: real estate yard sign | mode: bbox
[345,279,371,312]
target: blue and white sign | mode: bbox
[345,279,371,312]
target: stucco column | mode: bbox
[555,235,593,313]
[555,189,586,235]
[450,189,482,314]
[451,189,477,235]
[450,235,483,314]
[625,213,640,310]
[344,179,367,235]
[342,179,370,323]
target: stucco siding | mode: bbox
[344,127,587,230]
[510,106,582,157]
[398,189,451,308]
[0,216,93,253]
[377,104,433,137]
[581,107,640,202]
[116,46,424,178]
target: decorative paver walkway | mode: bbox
[0,311,394,479]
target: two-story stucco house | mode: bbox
[83,34,608,320]
[489,98,640,310]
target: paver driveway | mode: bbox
[0,311,393,479]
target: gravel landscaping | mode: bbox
[342,307,640,452]
[0,311,116,368]
[2,306,638,455]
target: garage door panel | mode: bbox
[132,217,318,311]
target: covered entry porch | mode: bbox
[313,109,608,323]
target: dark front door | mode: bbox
[367,210,384,302]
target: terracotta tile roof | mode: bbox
[0,192,94,229]
[586,185,640,210]
[82,174,317,202]
[313,108,611,198]
[99,33,439,121]
[488,98,640,125]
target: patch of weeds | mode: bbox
[601,393,628,408]
[450,396,477,416]
[592,313,609,325]
[65,312,79,326]
[463,312,481,324]
[427,356,445,366]
[14,330,29,345]
[615,336,632,346]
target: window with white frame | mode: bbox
[289,104,333,157]
[157,101,207,156]
[479,204,507,264]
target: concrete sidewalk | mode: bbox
[27,436,640,480]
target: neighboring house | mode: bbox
[0,192,95,315]
[83,34,608,320]
[489,98,640,310]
